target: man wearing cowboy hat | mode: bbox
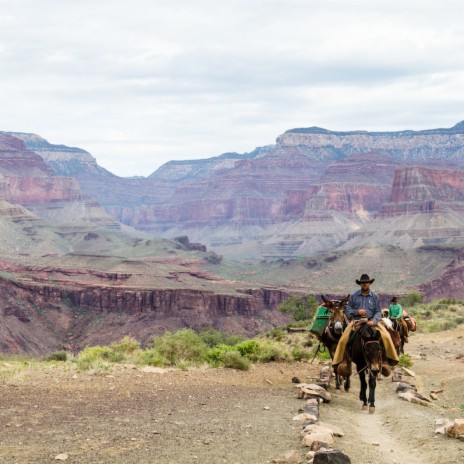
[332,274,399,370]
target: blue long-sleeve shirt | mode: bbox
[346,289,382,325]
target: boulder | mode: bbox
[313,449,352,463]
[298,387,331,403]
[302,432,335,448]
[446,419,464,439]
[303,422,345,437]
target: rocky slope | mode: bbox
[12,123,464,261]
[1,124,464,353]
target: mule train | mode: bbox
[310,295,404,413]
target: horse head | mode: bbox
[359,325,382,375]
[321,294,350,334]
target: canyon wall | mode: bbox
[0,274,292,354]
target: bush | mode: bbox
[235,340,260,357]
[398,353,413,368]
[206,344,238,366]
[219,351,251,370]
[254,341,290,363]
[151,329,209,366]
[110,336,140,354]
[140,349,166,367]
[197,328,243,348]
[44,351,68,362]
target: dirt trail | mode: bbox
[320,326,464,464]
[0,327,463,463]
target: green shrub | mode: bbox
[44,351,68,362]
[398,353,413,368]
[254,341,290,363]
[77,345,125,371]
[140,349,166,367]
[235,340,260,357]
[110,336,140,354]
[266,327,285,341]
[219,351,251,370]
[197,328,244,347]
[151,329,208,366]
[315,349,331,361]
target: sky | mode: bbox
[1,0,464,177]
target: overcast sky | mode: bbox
[1,0,464,177]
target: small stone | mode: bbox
[283,449,302,463]
[264,406,270,410]
[372,442,380,446]
[401,367,416,377]
[55,454,68,461]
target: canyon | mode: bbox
[1,122,464,353]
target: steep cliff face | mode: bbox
[380,167,464,216]
[0,133,121,228]
[0,177,81,204]
[339,166,464,251]
[420,249,464,300]
[0,272,292,354]
[277,121,464,163]
[0,133,55,177]
[7,123,464,261]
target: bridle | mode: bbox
[353,325,382,377]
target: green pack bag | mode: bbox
[309,306,330,336]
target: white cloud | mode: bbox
[0,0,464,176]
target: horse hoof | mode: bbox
[362,405,368,411]
[369,406,375,414]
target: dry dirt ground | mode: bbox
[1,327,464,464]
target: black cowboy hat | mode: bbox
[355,273,375,285]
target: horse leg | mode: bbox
[368,372,377,414]
[334,371,341,390]
[344,374,350,392]
[358,368,368,410]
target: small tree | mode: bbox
[279,295,319,321]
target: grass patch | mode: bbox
[398,353,413,368]
[408,299,464,333]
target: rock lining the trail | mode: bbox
[279,370,351,464]
[392,367,431,406]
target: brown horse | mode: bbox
[388,318,407,354]
[338,323,383,413]
[318,294,350,390]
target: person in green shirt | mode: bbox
[388,297,403,319]
[388,297,408,342]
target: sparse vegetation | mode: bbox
[44,351,68,362]
[398,353,413,368]
[13,299,464,372]
[403,298,464,333]
[399,292,423,307]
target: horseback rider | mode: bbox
[332,274,400,370]
[388,296,409,342]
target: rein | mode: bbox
[361,339,382,377]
